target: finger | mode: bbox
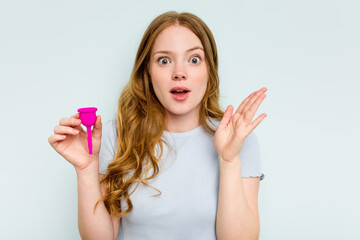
[48,134,67,145]
[73,113,88,132]
[218,105,233,130]
[54,125,80,135]
[59,114,82,127]
[233,111,241,123]
[244,93,267,122]
[242,87,267,115]
[249,113,267,132]
[242,88,267,113]
[234,91,257,115]
[91,115,102,139]
[235,87,266,115]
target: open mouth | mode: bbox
[171,90,189,95]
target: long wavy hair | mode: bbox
[94,11,225,219]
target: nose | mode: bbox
[172,63,187,80]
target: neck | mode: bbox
[164,111,200,133]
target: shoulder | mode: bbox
[99,119,118,174]
[240,131,265,180]
[207,117,221,131]
[103,119,117,140]
[244,131,259,148]
[240,131,260,159]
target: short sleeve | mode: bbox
[240,131,265,181]
[99,119,117,174]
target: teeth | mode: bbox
[173,90,186,93]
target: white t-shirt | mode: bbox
[99,118,264,240]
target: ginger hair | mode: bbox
[94,10,225,219]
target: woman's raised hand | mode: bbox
[214,87,267,163]
[48,112,102,172]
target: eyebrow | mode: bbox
[153,46,204,56]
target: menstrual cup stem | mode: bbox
[86,126,92,155]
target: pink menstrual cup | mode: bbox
[77,107,98,155]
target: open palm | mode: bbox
[214,87,268,162]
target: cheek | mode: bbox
[192,78,208,103]
[151,78,168,101]
[152,81,163,98]
[195,68,209,93]
[200,80,208,97]
[150,68,163,94]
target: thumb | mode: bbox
[92,115,102,139]
[218,105,233,130]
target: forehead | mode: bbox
[151,25,203,52]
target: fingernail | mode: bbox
[73,129,79,134]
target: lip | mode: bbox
[171,91,190,101]
[169,86,191,93]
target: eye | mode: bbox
[158,57,170,65]
[190,56,201,64]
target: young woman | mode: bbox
[48,11,267,240]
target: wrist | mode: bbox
[75,159,99,177]
[218,155,241,168]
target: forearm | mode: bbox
[216,158,260,240]
[76,161,114,240]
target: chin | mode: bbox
[168,106,197,116]
[168,110,188,116]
